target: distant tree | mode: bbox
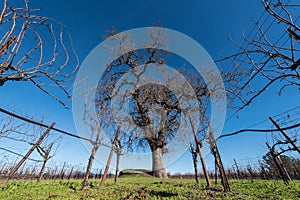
[263,150,300,179]
[0,0,79,107]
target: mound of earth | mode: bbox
[119,169,153,178]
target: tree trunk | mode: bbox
[214,159,218,184]
[60,161,66,180]
[189,116,211,187]
[152,147,168,178]
[68,167,74,180]
[211,144,230,192]
[233,159,241,179]
[208,127,230,192]
[81,145,98,190]
[37,160,48,182]
[114,150,121,183]
[100,126,120,187]
[190,145,199,184]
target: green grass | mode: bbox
[0,178,299,199]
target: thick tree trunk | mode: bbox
[152,147,168,178]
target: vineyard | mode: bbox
[0,0,300,199]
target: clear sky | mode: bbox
[1,0,299,174]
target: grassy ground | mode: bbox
[0,177,299,199]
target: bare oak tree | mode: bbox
[95,28,175,178]
[95,27,233,181]
[129,84,180,178]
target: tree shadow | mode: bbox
[149,190,178,198]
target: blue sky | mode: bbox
[1,0,299,174]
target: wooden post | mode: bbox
[0,122,55,187]
[100,125,120,187]
[269,117,300,154]
[189,116,211,188]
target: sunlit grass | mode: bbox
[0,178,299,199]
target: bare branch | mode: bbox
[0,1,79,107]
